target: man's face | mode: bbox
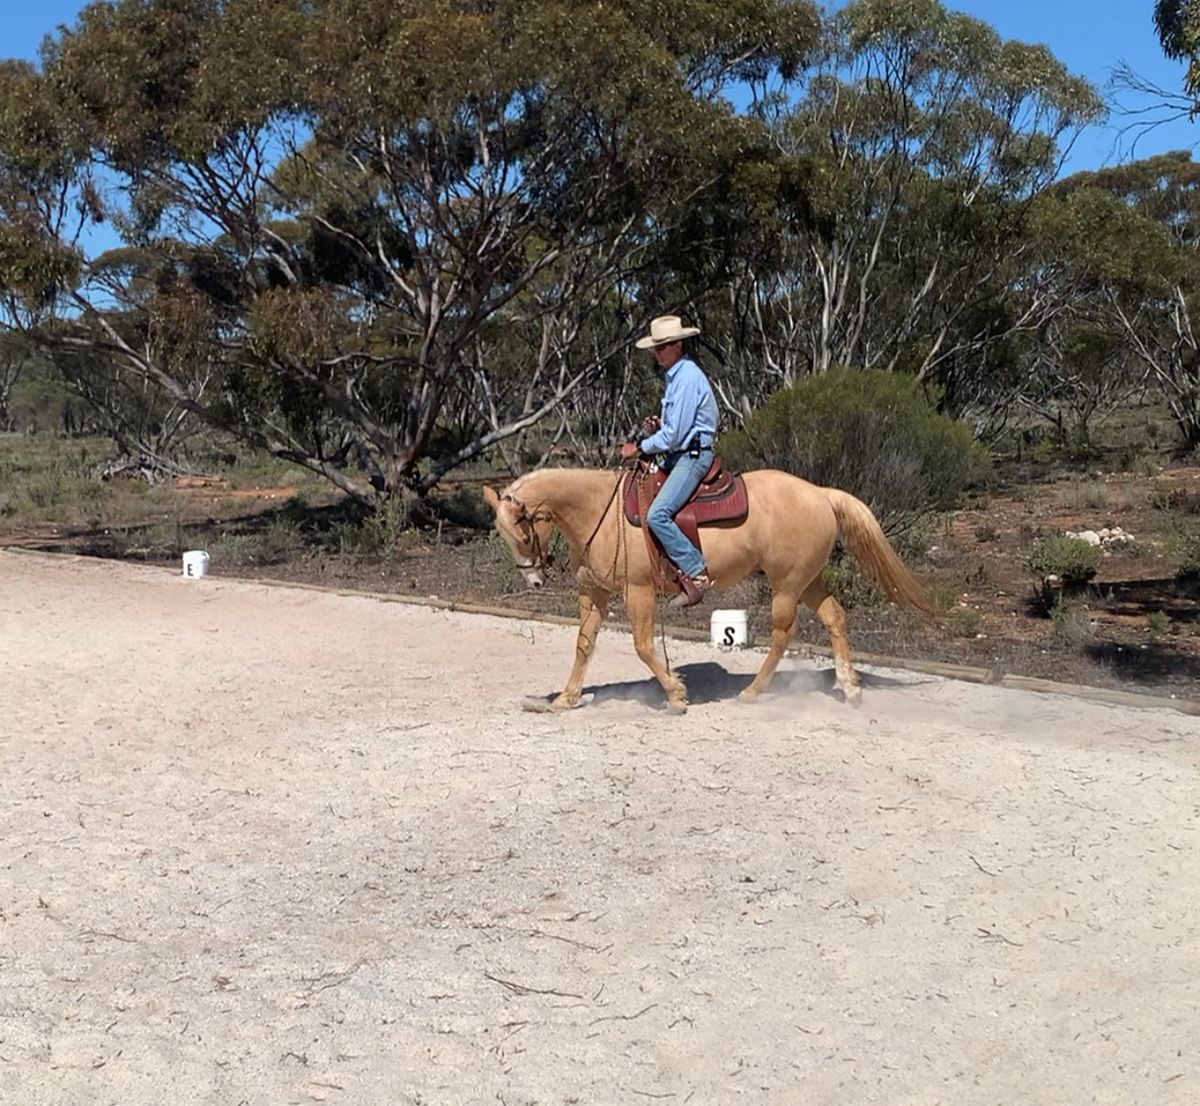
[651,340,682,370]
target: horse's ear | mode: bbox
[482,485,500,513]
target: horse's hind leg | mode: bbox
[554,587,610,710]
[627,584,688,713]
[801,578,861,706]
[740,589,799,702]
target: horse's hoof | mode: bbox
[738,687,760,704]
[843,687,863,708]
[666,699,689,715]
[523,694,580,713]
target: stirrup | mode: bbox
[670,571,712,608]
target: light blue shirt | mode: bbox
[639,356,719,454]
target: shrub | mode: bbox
[1146,610,1169,639]
[926,583,959,611]
[946,606,983,638]
[257,517,305,563]
[1027,535,1102,590]
[1175,530,1200,593]
[820,561,884,610]
[1064,480,1109,510]
[429,483,493,530]
[721,369,987,532]
[1149,480,1200,514]
[1131,453,1162,478]
[964,562,989,589]
[1050,598,1093,648]
[336,495,414,558]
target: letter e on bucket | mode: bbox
[182,550,210,579]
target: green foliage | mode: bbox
[255,517,305,564]
[335,495,416,559]
[2,0,830,504]
[1174,529,1200,593]
[1064,480,1109,511]
[1027,535,1102,589]
[1049,597,1093,647]
[1148,479,1200,514]
[1146,609,1170,639]
[820,561,885,610]
[0,0,1136,501]
[721,369,986,530]
[1155,0,1200,98]
[945,606,983,638]
[428,483,492,531]
[1052,153,1200,448]
[1129,453,1163,478]
[0,434,115,523]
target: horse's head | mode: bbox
[482,484,554,590]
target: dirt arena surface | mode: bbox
[1,549,1197,1105]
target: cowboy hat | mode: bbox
[635,314,701,350]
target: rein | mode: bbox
[506,466,674,674]
[581,469,628,558]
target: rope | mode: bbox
[582,468,627,575]
[530,463,675,678]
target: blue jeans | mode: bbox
[646,448,714,578]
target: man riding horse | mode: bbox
[483,311,934,713]
[619,315,719,607]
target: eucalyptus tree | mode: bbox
[0,0,818,500]
[1155,0,1200,105]
[709,0,1103,414]
[1052,152,1200,449]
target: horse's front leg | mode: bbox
[626,584,688,713]
[553,587,610,710]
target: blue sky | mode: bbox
[948,0,1196,171]
[4,0,1196,176]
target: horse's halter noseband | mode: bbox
[501,493,554,570]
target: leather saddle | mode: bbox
[623,457,749,560]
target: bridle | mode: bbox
[501,467,625,581]
[501,493,554,570]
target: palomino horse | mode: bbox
[483,467,933,713]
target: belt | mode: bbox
[664,438,714,459]
[652,434,716,456]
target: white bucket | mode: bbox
[182,550,210,579]
[710,608,749,648]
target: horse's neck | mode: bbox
[522,469,616,545]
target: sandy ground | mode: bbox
[1,549,1198,1106]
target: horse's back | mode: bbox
[696,468,840,578]
[741,467,836,512]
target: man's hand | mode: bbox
[620,441,641,462]
[641,415,662,435]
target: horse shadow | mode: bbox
[529,660,921,710]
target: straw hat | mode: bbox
[634,314,701,350]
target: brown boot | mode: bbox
[670,571,712,608]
